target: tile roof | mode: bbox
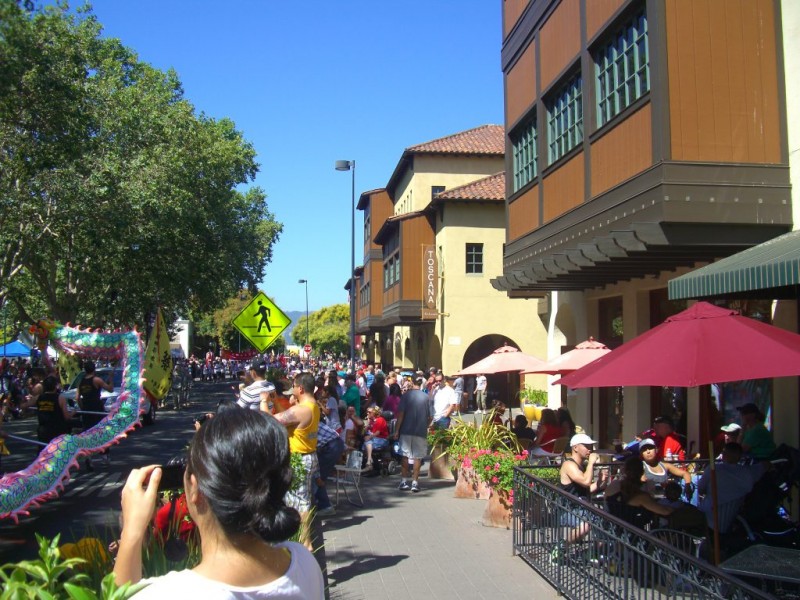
[434,172,506,202]
[406,124,504,155]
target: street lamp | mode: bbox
[335,159,356,371]
[298,279,309,348]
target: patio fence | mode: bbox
[512,465,772,600]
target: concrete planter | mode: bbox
[427,444,456,480]
[454,465,491,499]
[482,489,513,529]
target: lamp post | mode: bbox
[298,279,309,349]
[335,159,356,371]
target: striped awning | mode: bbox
[668,229,800,300]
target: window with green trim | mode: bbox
[511,116,537,192]
[595,11,649,127]
[547,74,583,164]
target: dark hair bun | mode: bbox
[188,410,300,542]
[253,506,301,543]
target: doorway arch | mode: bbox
[461,334,523,410]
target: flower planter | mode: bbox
[482,489,513,529]
[427,444,456,480]
[454,466,491,499]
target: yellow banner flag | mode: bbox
[142,308,173,400]
[58,352,82,390]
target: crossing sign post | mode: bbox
[232,292,291,353]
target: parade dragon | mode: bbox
[0,319,144,521]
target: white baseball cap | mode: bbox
[570,433,597,447]
[720,423,742,433]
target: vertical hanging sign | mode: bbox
[421,245,438,319]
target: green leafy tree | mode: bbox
[292,303,349,355]
[0,2,282,329]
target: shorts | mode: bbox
[432,417,450,430]
[399,434,428,460]
[285,452,319,513]
[366,437,389,451]
[560,507,590,528]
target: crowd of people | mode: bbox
[112,356,497,597]
[552,410,782,564]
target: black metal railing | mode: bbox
[512,465,772,600]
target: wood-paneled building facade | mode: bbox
[496,0,794,448]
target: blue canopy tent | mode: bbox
[0,340,32,358]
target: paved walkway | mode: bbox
[321,466,560,600]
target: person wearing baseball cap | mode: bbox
[236,359,276,412]
[554,432,608,561]
[737,403,776,459]
[638,437,693,498]
[720,422,742,442]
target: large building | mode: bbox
[496,0,796,449]
[355,125,548,399]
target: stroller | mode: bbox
[371,411,402,476]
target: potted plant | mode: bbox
[518,386,547,422]
[427,426,457,480]
[447,414,521,498]
[466,448,529,528]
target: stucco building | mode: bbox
[354,125,548,400]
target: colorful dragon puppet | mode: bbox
[0,319,144,521]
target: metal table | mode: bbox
[719,544,800,585]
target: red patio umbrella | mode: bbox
[523,337,610,376]
[556,302,800,389]
[456,344,546,376]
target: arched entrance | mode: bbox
[461,334,523,410]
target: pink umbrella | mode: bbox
[456,344,546,376]
[557,302,800,389]
[523,337,610,376]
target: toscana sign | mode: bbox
[422,244,438,319]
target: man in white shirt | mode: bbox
[474,374,488,414]
[356,369,368,415]
[432,374,458,429]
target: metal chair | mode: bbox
[650,527,705,558]
[334,450,368,507]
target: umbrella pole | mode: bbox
[708,440,720,565]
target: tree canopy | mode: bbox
[0,1,282,331]
[292,303,350,356]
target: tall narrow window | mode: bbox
[466,243,483,274]
[595,11,649,127]
[547,74,583,164]
[511,116,537,192]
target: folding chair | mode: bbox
[334,450,368,507]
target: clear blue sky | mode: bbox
[87,0,504,314]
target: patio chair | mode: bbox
[650,528,706,594]
[650,527,705,558]
[551,436,570,455]
[334,450,368,507]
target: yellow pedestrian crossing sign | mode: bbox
[232,292,291,352]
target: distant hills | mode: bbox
[283,310,304,342]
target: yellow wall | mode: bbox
[434,203,547,374]
[393,155,504,215]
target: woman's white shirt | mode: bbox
[132,541,323,599]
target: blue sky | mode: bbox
[87,0,504,314]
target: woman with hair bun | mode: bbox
[113,409,324,598]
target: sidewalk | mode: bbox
[321,466,560,600]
